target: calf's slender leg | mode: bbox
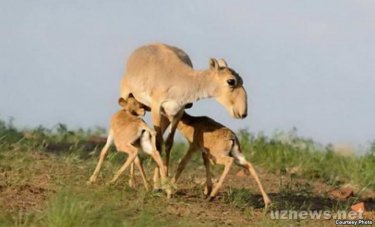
[89,132,114,183]
[109,145,138,184]
[173,145,196,183]
[129,162,135,188]
[202,152,214,196]
[209,156,234,200]
[134,156,149,190]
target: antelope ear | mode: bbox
[217,59,228,68]
[118,97,127,107]
[209,58,219,70]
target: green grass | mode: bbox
[0,119,374,226]
[238,128,375,190]
[0,148,198,227]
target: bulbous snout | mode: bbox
[232,87,248,119]
[232,107,247,119]
[217,86,248,119]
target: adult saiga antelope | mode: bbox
[173,112,271,208]
[120,43,248,175]
[88,96,171,197]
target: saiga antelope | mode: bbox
[173,112,271,208]
[120,43,248,176]
[88,96,171,197]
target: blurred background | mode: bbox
[1,0,374,151]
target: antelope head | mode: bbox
[208,58,248,119]
[118,95,151,116]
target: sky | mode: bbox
[1,0,375,148]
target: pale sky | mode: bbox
[1,1,374,148]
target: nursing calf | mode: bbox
[88,96,171,197]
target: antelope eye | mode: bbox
[227,79,236,86]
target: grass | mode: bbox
[238,128,375,190]
[0,119,374,226]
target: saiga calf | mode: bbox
[173,112,271,207]
[88,96,171,197]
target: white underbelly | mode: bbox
[133,92,184,117]
[134,93,151,107]
[162,100,183,116]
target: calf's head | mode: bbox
[118,95,150,116]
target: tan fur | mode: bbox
[88,97,171,197]
[120,43,248,176]
[173,112,271,208]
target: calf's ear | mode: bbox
[118,97,127,107]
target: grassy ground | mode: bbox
[0,120,374,226]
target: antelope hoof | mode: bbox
[153,187,163,192]
[88,176,96,184]
[153,182,162,191]
[128,179,135,188]
[207,196,215,202]
[264,198,272,209]
[166,189,172,199]
[107,179,117,186]
[204,185,212,196]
